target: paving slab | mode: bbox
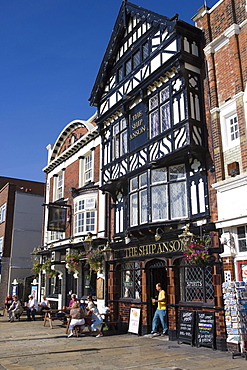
[0,314,246,369]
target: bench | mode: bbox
[101,313,121,333]
[43,309,68,328]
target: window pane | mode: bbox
[170,182,187,219]
[237,226,247,252]
[151,184,168,221]
[160,86,169,102]
[130,177,138,191]
[140,173,147,187]
[142,41,149,60]
[121,118,127,129]
[86,211,95,232]
[133,50,141,69]
[149,94,158,110]
[121,130,128,155]
[151,168,167,184]
[118,66,123,82]
[125,59,132,75]
[150,110,159,138]
[161,102,171,131]
[169,164,186,180]
[230,116,239,141]
[140,189,148,224]
[130,193,138,226]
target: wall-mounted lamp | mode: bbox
[125,234,131,244]
[103,241,113,261]
[178,224,195,245]
[154,228,165,241]
[220,232,235,255]
[84,232,93,253]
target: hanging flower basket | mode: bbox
[65,253,80,274]
[40,259,57,278]
[48,270,56,279]
[86,249,103,273]
[32,262,43,274]
[182,237,212,266]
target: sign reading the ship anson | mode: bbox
[129,102,148,151]
[120,239,185,258]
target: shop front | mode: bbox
[106,234,227,351]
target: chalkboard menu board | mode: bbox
[178,310,195,345]
[195,311,215,349]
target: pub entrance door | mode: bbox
[146,259,167,333]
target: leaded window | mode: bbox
[121,261,141,299]
[112,118,128,160]
[179,262,214,304]
[142,41,149,60]
[133,50,141,69]
[129,165,187,227]
[130,173,148,226]
[149,86,171,139]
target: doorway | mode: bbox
[146,259,167,332]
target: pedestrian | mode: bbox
[151,283,168,336]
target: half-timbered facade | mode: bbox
[90,1,225,349]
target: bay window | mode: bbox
[74,197,96,235]
[129,164,187,227]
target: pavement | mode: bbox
[0,313,247,370]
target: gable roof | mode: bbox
[89,0,178,107]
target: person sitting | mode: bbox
[8,295,23,322]
[67,301,86,338]
[5,294,13,314]
[85,295,95,310]
[26,295,38,321]
[69,294,79,307]
[39,295,50,316]
[88,301,103,338]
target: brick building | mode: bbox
[89,1,225,349]
[193,1,247,286]
[0,177,44,306]
[37,115,108,309]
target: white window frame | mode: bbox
[220,100,239,151]
[53,171,64,201]
[74,195,97,235]
[84,152,93,184]
[79,151,94,187]
[0,204,6,223]
[0,236,3,256]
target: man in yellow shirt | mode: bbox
[151,283,168,336]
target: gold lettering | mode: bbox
[123,239,184,259]
[132,111,143,121]
[132,119,143,130]
[129,125,146,140]
[157,244,163,254]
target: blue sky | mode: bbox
[1,0,216,183]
